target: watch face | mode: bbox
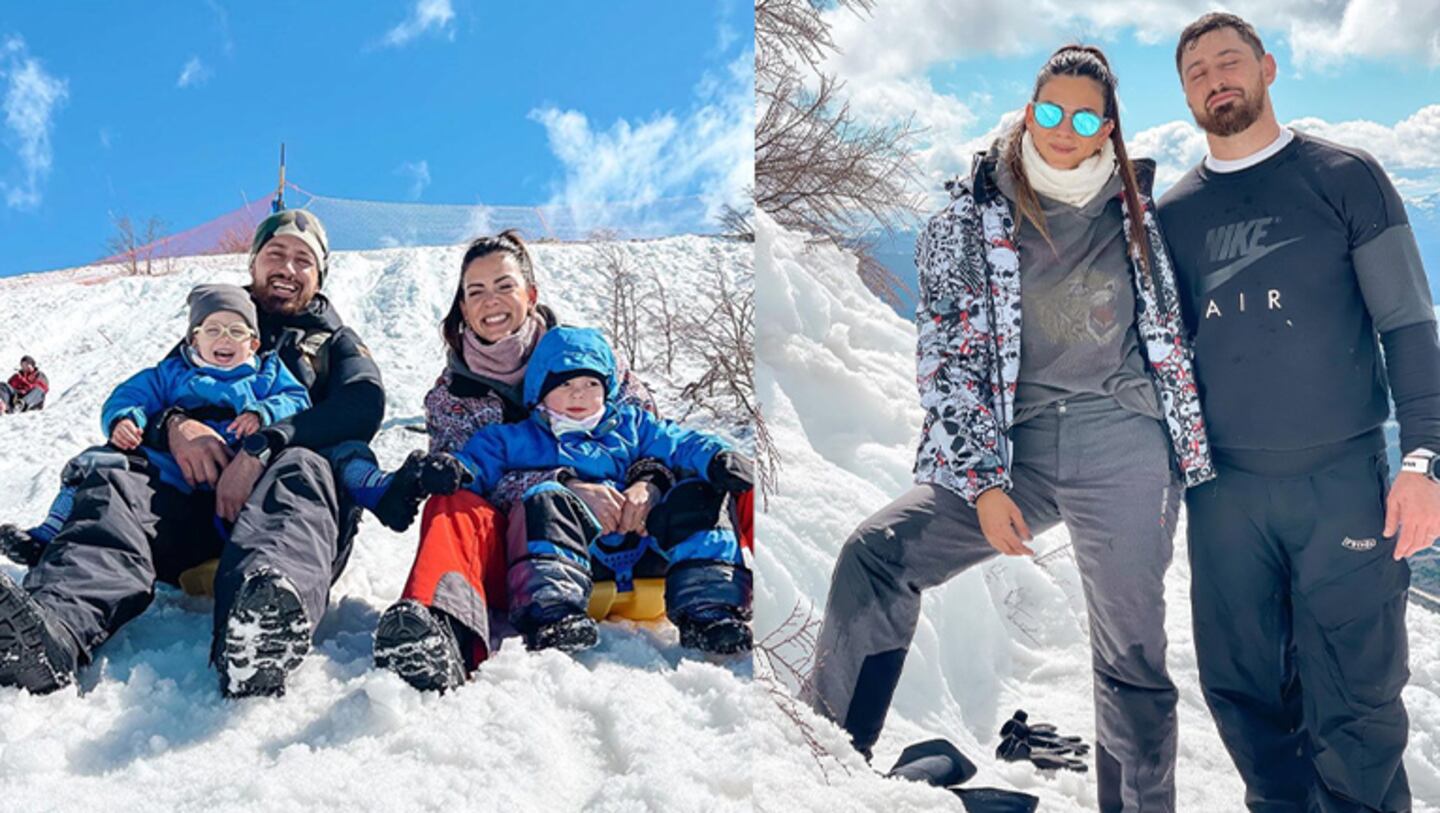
[243,433,270,456]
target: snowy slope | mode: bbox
[753,211,1440,811]
[0,236,757,812]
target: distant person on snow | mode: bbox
[0,355,48,414]
[395,326,754,656]
[0,284,312,565]
[0,209,387,699]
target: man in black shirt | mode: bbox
[1159,13,1440,812]
[0,210,386,699]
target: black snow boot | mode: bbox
[0,524,44,567]
[373,599,467,692]
[372,451,428,533]
[677,607,753,655]
[524,612,599,653]
[217,569,311,699]
[0,570,76,694]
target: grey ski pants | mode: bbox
[804,396,1181,813]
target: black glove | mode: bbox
[417,453,473,496]
[706,451,753,493]
[372,451,427,532]
[0,524,44,567]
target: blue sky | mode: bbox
[0,1,753,276]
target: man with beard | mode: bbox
[0,210,386,699]
[1158,12,1440,812]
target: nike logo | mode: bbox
[1202,237,1302,293]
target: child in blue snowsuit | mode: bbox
[0,285,310,561]
[414,326,754,655]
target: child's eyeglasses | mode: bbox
[193,324,255,342]
[1033,102,1105,138]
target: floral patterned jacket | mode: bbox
[913,151,1215,505]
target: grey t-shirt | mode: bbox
[994,162,1160,424]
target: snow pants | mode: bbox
[398,489,511,664]
[507,479,752,636]
[1188,450,1411,812]
[0,382,44,412]
[23,446,360,664]
[804,396,1181,813]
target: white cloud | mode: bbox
[1288,0,1440,69]
[1129,119,1209,191]
[177,56,210,88]
[529,47,754,232]
[395,159,431,200]
[820,0,1440,112]
[382,0,455,48]
[0,37,68,210]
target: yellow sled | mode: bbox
[587,577,666,621]
[179,558,220,597]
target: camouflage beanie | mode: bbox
[250,209,330,285]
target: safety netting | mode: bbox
[97,184,719,265]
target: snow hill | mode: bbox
[0,236,757,812]
[752,211,1440,811]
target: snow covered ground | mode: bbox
[0,235,757,812]
[752,211,1440,811]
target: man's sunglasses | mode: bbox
[1033,102,1105,138]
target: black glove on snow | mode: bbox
[706,451,753,493]
[995,709,1089,773]
[0,524,44,567]
[417,453,473,496]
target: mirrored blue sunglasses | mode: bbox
[1033,102,1105,138]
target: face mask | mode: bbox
[545,406,604,436]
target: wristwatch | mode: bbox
[1401,448,1440,483]
[240,430,277,466]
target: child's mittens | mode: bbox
[706,451,754,493]
[110,418,144,450]
[417,453,473,496]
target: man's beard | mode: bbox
[253,280,315,316]
[1192,81,1267,137]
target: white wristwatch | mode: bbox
[1401,447,1440,482]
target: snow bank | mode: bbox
[0,236,757,812]
[753,210,1440,811]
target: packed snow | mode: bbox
[0,235,756,812]
[752,210,1440,811]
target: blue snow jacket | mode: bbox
[452,327,730,496]
[101,349,311,491]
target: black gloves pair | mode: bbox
[995,709,1090,773]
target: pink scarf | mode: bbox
[461,311,546,386]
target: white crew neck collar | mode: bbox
[1204,127,1294,173]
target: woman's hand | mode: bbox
[619,481,662,534]
[567,481,624,533]
[976,489,1034,556]
[109,418,143,450]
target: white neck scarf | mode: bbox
[544,406,604,436]
[1020,130,1118,208]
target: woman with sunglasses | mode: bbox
[802,45,1213,812]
